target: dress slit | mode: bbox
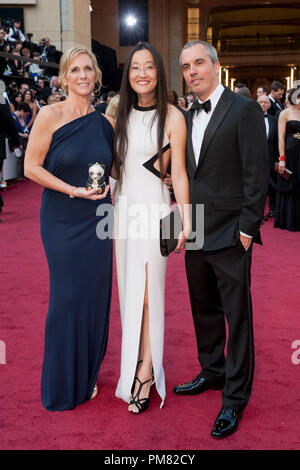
[147,260,165,408]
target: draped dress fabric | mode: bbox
[114,105,171,408]
[40,111,113,411]
[12,112,27,134]
[274,120,300,231]
[25,106,33,132]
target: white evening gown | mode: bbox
[114,105,171,408]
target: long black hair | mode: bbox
[115,42,168,186]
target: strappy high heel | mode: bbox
[129,376,154,414]
[129,360,155,414]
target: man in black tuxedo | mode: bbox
[172,41,269,438]
[95,93,108,113]
[257,94,279,217]
[0,92,20,222]
[35,78,51,106]
[268,81,285,116]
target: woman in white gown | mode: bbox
[114,43,190,413]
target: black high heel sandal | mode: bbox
[129,360,154,414]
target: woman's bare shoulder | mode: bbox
[36,102,63,121]
[278,108,289,120]
[167,103,184,117]
[30,102,65,136]
[166,104,186,128]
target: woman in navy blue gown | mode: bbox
[24,47,115,411]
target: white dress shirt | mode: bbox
[264,114,269,138]
[192,82,224,166]
[192,82,252,239]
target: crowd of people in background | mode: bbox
[0,18,60,78]
[235,80,300,232]
[0,16,65,217]
[0,16,299,230]
[167,79,300,232]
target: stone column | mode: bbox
[149,0,169,78]
[168,0,185,95]
[60,0,92,51]
[199,1,210,40]
[23,0,62,50]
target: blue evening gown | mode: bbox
[40,110,113,411]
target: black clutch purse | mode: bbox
[280,167,293,181]
[160,206,182,257]
[275,163,293,181]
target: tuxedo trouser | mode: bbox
[185,241,254,411]
[269,172,277,212]
[269,185,276,212]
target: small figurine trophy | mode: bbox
[86,162,106,194]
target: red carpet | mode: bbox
[0,180,300,450]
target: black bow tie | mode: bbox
[190,99,211,115]
[264,114,268,118]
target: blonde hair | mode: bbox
[47,94,56,105]
[58,47,102,95]
[105,93,120,119]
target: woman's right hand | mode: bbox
[71,185,110,200]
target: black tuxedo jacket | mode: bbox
[186,87,269,251]
[265,114,278,170]
[0,104,19,159]
[268,98,282,117]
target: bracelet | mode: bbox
[279,155,286,161]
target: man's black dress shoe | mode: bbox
[173,374,225,395]
[211,407,242,439]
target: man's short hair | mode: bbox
[257,86,268,93]
[16,102,31,113]
[270,81,285,91]
[257,94,270,103]
[180,40,219,65]
[235,83,247,89]
[237,87,252,98]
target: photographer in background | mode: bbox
[39,37,57,77]
[0,26,8,76]
[6,48,23,76]
[0,89,20,221]
[21,47,32,75]
[35,78,51,106]
[29,51,44,77]
[8,19,25,44]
